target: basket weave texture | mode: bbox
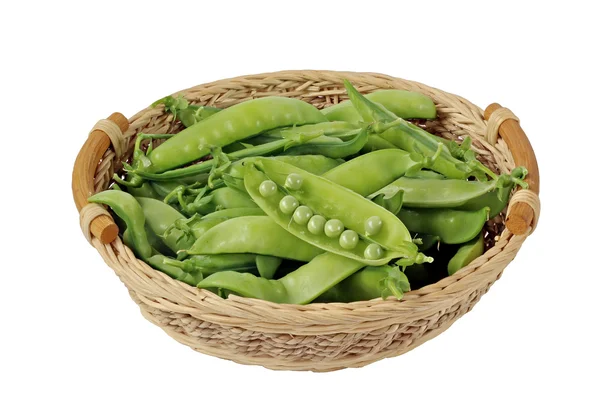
[80,70,534,371]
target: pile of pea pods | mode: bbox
[89,81,528,304]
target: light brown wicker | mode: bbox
[72,70,540,372]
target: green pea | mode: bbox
[339,230,359,249]
[308,215,326,234]
[365,216,383,236]
[293,206,313,225]
[285,173,304,190]
[259,180,277,197]
[364,243,383,260]
[324,219,344,238]
[279,195,299,215]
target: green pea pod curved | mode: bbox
[398,207,489,244]
[448,232,485,275]
[186,216,324,261]
[321,89,437,123]
[88,191,152,260]
[197,252,365,304]
[316,265,410,302]
[322,149,426,196]
[147,97,327,172]
[244,159,421,266]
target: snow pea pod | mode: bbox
[448,232,485,275]
[263,121,360,140]
[361,135,397,152]
[197,252,365,304]
[88,191,152,260]
[256,255,282,279]
[135,197,195,255]
[343,80,495,180]
[188,187,258,215]
[245,159,424,266]
[316,265,410,302]
[322,149,427,196]
[146,254,204,286]
[147,97,327,172]
[134,130,323,181]
[186,216,324,261]
[322,89,437,123]
[165,253,259,276]
[283,126,369,159]
[398,207,489,245]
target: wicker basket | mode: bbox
[72,70,540,372]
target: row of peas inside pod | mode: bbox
[88,80,528,304]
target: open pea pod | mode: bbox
[244,158,425,266]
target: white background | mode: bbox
[2,1,599,399]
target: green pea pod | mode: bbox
[343,80,496,180]
[135,197,195,256]
[448,232,485,275]
[135,130,324,182]
[316,265,410,302]
[323,149,426,196]
[192,187,258,215]
[146,254,204,286]
[322,89,437,123]
[283,126,369,159]
[147,97,327,172]
[398,207,489,245]
[165,253,259,276]
[405,169,445,180]
[88,191,152,260]
[256,255,283,279]
[376,177,500,208]
[245,159,424,266]
[361,135,397,152]
[264,121,360,140]
[272,155,344,175]
[197,253,365,304]
[186,216,324,261]
[125,181,160,199]
[456,166,527,217]
[112,203,174,257]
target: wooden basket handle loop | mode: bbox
[484,103,540,235]
[72,112,129,244]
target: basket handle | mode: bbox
[72,112,129,244]
[484,103,540,235]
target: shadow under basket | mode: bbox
[72,70,540,372]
